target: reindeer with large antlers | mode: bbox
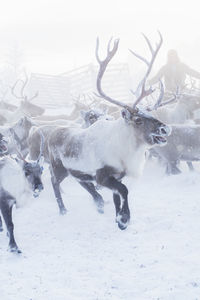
[11,73,45,117]
[0,73,45,125]
[47,34,170,229]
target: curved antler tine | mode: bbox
[142,33,154,55]
[96,37,119,63]
[152,80,164,110]
[28,91,39,102]
[129,49,149,67]
[107,37,113,54]
[11,79,24,100]
[157,30,163,47]
[148,80,177,111]
[130,32,163,109]
[11,73,30,101]
[157,94,177,108]
[21,73,29,99]
[95,37,101,64]
[95,37,134,110]
[108,38,120,57]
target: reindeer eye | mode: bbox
[134,117,143,125]
[25,170,30,177]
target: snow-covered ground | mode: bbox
[1,160,200,300]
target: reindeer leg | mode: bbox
[69,169,104,213]
[113,193,121,217]
[0,215,3,232]
[96,168,130,230]
[49,159,69,215]
[79,181,104,213]
[187,161,194,171]
[166,161,181,175]
[0,197,21,253]
[104,177,130,230]
[51,176,67,215]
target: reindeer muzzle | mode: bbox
[33,183,44,198]
[151,124,171,145]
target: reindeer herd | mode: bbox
[0,33,200,253]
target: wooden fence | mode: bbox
[28,63,132,108]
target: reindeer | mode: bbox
[149,124,200,174]
[0,116,35,157]
[0,74,45,125]
[46,34,170,230]
[145,89,200,174]
[28,109,113,163]
[0,134,44,253]
[145,87,200,125]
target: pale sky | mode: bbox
[0,0,199,75]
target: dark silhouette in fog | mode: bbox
[149,49,200,93]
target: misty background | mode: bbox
[0,0,199,74]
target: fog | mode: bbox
[1,2,200,299]
[0,0,200,75]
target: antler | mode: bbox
[148,84,178,111]
[129,31,163,108]
[11,79,25,100]
[11,71,38,102]
[95,37,136,112]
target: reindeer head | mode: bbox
[11,72,45,117]
[23,160,44,198]
[21,99,45,117]
[121,108,170,146]
[10,127,44,197]
[95,34,171,147]
[80,108,113,128]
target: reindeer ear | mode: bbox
[121,109,132,122]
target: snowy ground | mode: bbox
[1,159,200,300]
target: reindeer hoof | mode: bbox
[97,206,104,214]
[9,246,22,254]
[96,200,104,214]
[117,222,128,230]
[60,208,67,215]
[116,213,130,230]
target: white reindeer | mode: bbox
[28,108,113,164]
[46,34,170,230]
[0,74,45,125]
[0,134,44,253]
